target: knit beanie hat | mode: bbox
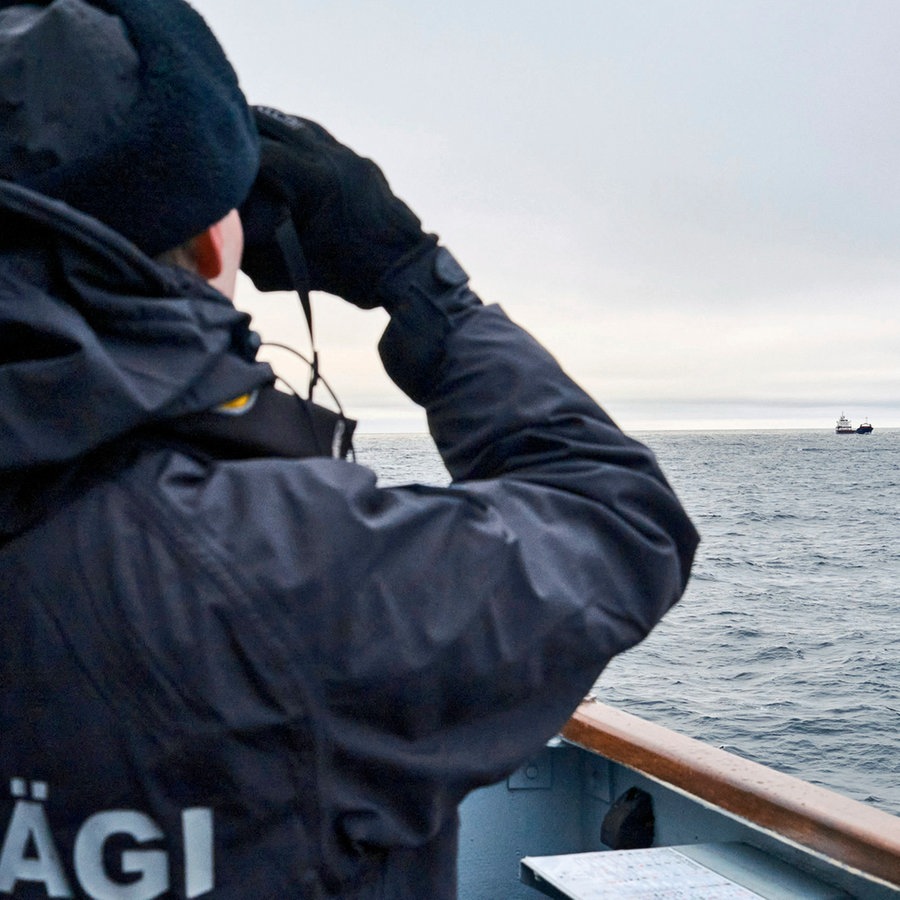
[0,0,259,256]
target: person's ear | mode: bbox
[190,222,225,280]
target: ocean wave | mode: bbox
[362,429,900,816]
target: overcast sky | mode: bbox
[191,0,899,432]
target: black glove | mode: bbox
[240,106,437,309]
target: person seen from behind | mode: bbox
[0,0,698,896]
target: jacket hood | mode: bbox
[0,179,273,473]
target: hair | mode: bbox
[155,238,198,273]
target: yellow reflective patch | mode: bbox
[216,393,253,413]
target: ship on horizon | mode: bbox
[835,412,874,434]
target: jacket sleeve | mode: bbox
[168,249,698,852]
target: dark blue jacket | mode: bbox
[0,180,698,898]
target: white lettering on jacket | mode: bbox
[0,779,214,898]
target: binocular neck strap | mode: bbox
[275,217,319,395]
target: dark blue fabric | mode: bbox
[0,0,259,256]
[0,184,698,897]
[0,181,272,478]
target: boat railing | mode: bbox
[561,700,900,889]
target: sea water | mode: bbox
[353,429,900,817]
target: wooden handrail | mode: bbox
[562,700,900,888]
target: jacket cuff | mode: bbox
[377,246,481,405]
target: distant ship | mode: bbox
[835,413,874,434]
[835,413,854,434]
